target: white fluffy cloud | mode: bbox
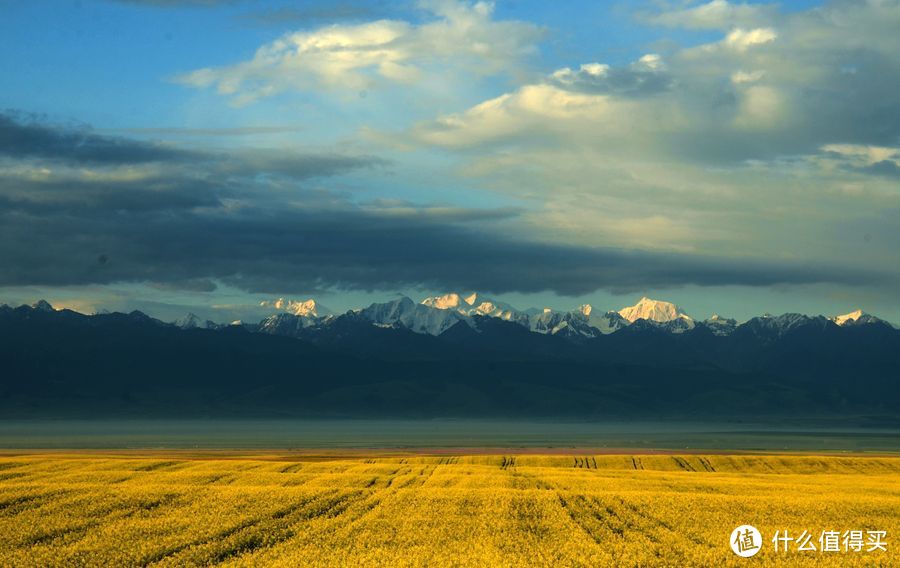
[721,27,777,51]
[175,0,542,105]
[392,0,900,270]
[407,85,622,148]
[406,1,900,157]
[169,0,900,288]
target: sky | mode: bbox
[0,0,898,324]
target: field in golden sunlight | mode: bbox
[0,452,897,567]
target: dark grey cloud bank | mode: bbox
[0,111,197,165]
[0,197,889,295]
[0,113,893,295]
[0,111,380,177]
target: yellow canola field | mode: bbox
[0,453,897,567]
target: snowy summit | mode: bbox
[831,309,884,327]
[260,298,332,318]
[618,297,694,325]
[421,292,528,323]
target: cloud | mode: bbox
[217,150,387,180]
[358,199,522,222]
[819,143,900,179]
[0,115,894,296]
[0,170,223,214]
[0,111,197,165]
[391,0,900,280]
[821,144,900,166]
[547,54,673,97]
[0,110,382,178]
[0,178,889,295]
[721,27,776,52]
[112,126,305,137]
[403,1,900,162]
[6,2,900,300]
[174,0,543,104]
[404,84,623,149]
[643,0,777,30]
[730,69,765,84]
[863,160,900,178]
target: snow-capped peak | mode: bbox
[362,296,469,335]
[579,304,592,317]
[832,309,864,326]
[422,292,473,310]
[830,309,885,327]
[421,292,528,324]
[421,292,488,310]
[260,298,331,318]
[703,313,738,336]
[618,297,693,324]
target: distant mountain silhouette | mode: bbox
[0,301,897,423]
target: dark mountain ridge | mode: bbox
[1,302,897,422]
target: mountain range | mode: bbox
[247,293,891,341]
[1,295,897,423]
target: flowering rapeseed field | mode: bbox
[0,453,896,566]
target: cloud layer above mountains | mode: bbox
[1,0,898,310]
[0,110,893,296]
